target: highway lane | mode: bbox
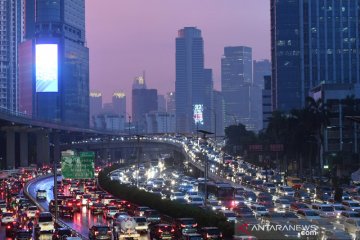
[0,191,12,240]
[28,175,149,240]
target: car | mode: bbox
[250,204,268,217]
[25,205,39,218]
[1,212,15,225]
[174,218,198,236]
[88,225,112,240]
[14,229,32,240]
[134,206,150,216]
[170,192,186,201]
[5,221,20,238]
[182,233,204,240]
[296,209,321,220]
[319,229,352,240]
[207,200,223,212]
[104,206,118,219]
[36,212,54,233]
[187,196,204,206]
[277,185,295,197]
[200,227,222,239]
[294,190,311,203]
[311,203,335,218]
[342,200,360,212]
[274,198,290,212]
[36,189,47,200]
[90,203,105,214]
[52,228,75,240]
[344,218,360,234]
[59,206,74,218]
[340,211,360,219]
[332,204,346,217]
[144,209,161,224]
[233,206,255,219]
[262,182,276,194]
[290,202,309,212]
[149,223,175,239]
[133,217,148,233]
[219,210,237,222]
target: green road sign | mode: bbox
[61,151,95,179]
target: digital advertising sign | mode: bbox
[193,104,204,125]
[35,44,58,92]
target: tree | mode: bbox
[224,123,257,154]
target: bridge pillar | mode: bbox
[53,132,60,164]
[19,132,28,167]
[36,132,50,166]
[6,130,15,169]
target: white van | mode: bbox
[37,212,54,233]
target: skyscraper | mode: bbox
[19,0,89,127]
[175,27,205,133]
[221,46,253,128]
[132,88,158,133]
[0,0,22,112]
[112,91,126,116]
[262,75,272,129]
[132,75,147,90]
[166,92,175,113]
[253,59,271,89]
[89,91,102,127]
[271,0,360,111]
[157,95,166,112]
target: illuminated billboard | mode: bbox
[35,44,58,92]
[193,104,204,125]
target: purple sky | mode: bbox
[86,0,270,105]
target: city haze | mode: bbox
[86,0,270,104]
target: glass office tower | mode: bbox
[271,0,360,111]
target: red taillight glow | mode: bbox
[171,228,175,233]
[181,224,186,228]
[94,231,99,235]
[158,229,163,233]
[192,223,197,227]
[7,225,11,229]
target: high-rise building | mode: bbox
[158,95,166,112]
[19,0,89,127]
[112,91,126,116]
[132,88,158,133]
[253,59,271,89]
[0,0,22,112]
[145,111,176,134]
[262,75,272,129]
[221,46,253,129]
[132,75,147,90]
[213,90,225,137]
[166,92,175,113]
[175,27,207,133]
[89,91,102,127]
[271,0,360,111]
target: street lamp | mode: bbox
[197,130,214,207]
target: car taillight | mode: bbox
[158,229,163,233]
[7,225,11,229]
[192,223,197,227]
[94,231,99,235]
[77,203,81,206]
[171,228,175,233]
[107,230,112,234]
[181,224,186,228]
[68,203,72,206]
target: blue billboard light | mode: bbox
[35,44,58,92]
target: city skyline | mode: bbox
[86,0,270,105]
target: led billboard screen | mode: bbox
[36,44,58,92]
[193,104,204,125]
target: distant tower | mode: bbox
[132,74,147,90]
[221,46,253,128]
[112,91,126,116]
[175,27,205,133]
[89,91,102,127]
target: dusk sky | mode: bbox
[86,0,270,105]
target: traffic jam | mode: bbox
[0,135,359,239]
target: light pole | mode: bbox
[197,130,214,207]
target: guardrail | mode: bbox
[24,174,88,240]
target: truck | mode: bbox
[113,215,140,240]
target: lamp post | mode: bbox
[197,130,214,207]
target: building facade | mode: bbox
[19,0,89,127]
[262,75,272,129]
[0,0,22,112]
[221,46,256,130]
[271,0,360,111]
[175,27,205,133]
[145,111,176,134]
[132,88,158,133]
[89,91,102,127]
[112,91,126,116]
[310,83,360,175]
